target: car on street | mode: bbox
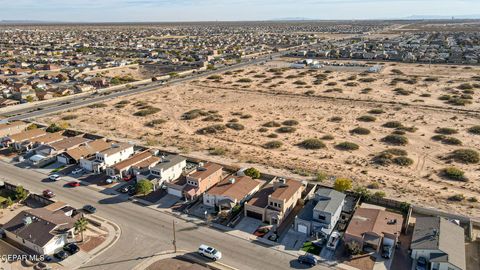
[83,205,96,214]
[67,181,80,187]
[382,244,394,259]
[49,174,61,181]
[54,250,68,261]
[416,257,428,270]
[198,244,222,261]
[63,243,79,254]
[298,254,317,266]
[72,168,84,175]
[42,189,55,198]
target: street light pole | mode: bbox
[172,220,177,253]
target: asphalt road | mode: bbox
[3,49,296,122]
[0,162,330,270]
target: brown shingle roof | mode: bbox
[271,179,304,200]
[113,151,152,171]
[9,128,46,142]
[30,131,65,145]
[188,162,223,180]
[346,207,403,239]
[49,136,90,151]
[207,175,261,201]
[65,139,111,161]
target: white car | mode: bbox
[49,174,61,181]
[198,244,222,261]
[72,168,84,175]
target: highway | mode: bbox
[2,49,296,122]
[0,162,331,270]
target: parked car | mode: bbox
[254,226,270,237]
[42,189,55,198]
[67,181,80,187]
[63,243,79,254]
[326,231,341,251]
[83,205,96,214]
[121,184,135,193]
[49,174,61,181]
[416,257,428,270]
[198,244,222,261]
[382,244,394,259]
[105,178,115,184]
[123,175,134,181]
[72,168,84,175]
[54,250,68,261]
[298,254,317,266]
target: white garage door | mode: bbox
[168,187,182,197]
[298,224,308,234]
[57,156,68,164]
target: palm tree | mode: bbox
[74,217,89,242]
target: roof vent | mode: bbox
[23,216,32,225]
[229,178,236,184]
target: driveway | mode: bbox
[234,216,265,234]
[156,193,181,208]
[279,229,307,251]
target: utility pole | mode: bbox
[172,220,177,253]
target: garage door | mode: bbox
[297,224,308,234]
[246,210,263,220]
[167,187,182,197]
[57,156,69,164]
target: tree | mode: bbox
[346,241,362,255]
[244,167,261,179]
[353,186,371,201]
[4,197,13,208]
[314,171,328,182]
[136,180,153,196]
[74,217,89,242]
[333,178,352,192]
[25,95,34,103]
[14,186,28,202]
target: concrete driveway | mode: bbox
[234,216,265,234]
[279,229,307,251]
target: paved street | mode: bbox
[0,162,331,270]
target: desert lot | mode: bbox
[39,60,480,218]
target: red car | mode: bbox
[123,175,134,182]
[67,181,81,187]
[43,189,55,198]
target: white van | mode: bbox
[198,244,222,261]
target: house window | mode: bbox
[318,215,326,221]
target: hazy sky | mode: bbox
[0,0,479,22]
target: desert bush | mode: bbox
[345,82,359,87]
[226,123,245,131]
[240,114,252,119]
[393,88,413,95]
[145,119,167,127]
[237,78,253,83]
[263,141,283,149]
[321,134,335,140]
[87,103,108,109]
[202,114,223,122]
[367,182,380,189]
[326,82,337,86]
[467,126,480,135]
[431,134,446,141]
[267,133,278,138]
[392,130,406,135]
[209,147,226,156]
[359,77,376,83]
[448,98,472,106]
[438,95,451,101]
[442,167,466,181]
[449,149,480,164]
[424,77,439,82]
[276,126,296,133]
[392,156,414,166]
[258,127,268,133]
[350,127,371,135]
[435,127,458,135]
[368,109,385,114]
[336,142,359,151]
[253,74,267,78]
[397,126,418,133]
[182,109,209,120]
[134,107,160,117]
[61,115,77,120]
[448,194,465,202]
[207,75,222,80]
[357,115,376,122]
[383,148,408,156]
[373,191,386,198]
[457,83,473,90]
[304,90,315,95]
[383,121,403,129]
[282,120,299,126]
[328,116,343,122]
[382,134,408,146]
[442,137,462,145]
[299,139,326,149]
[361,88,372,94]
[196,124,226,135]
[293,80,307,85]
[263,121,281,128]
[420,93,432,97]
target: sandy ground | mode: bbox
[40,61,480,218]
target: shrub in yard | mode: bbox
[263,121,281,127]
[442,167,466,181]
[368,109,385,114]
[449,149,480,164]
[196,124,226,135]
[350,127,371,135]
[263,141,283,149]
[392,156,413,167]
[467,126,480,135]
[435,127,458,135]
[299,139,326,150]
[282,120,299,126]
[357,115,376,122]
[383,121,403,129]
[382,134,408,146]
[276,126,296,133]
[334,178,352,192]
[336,142,359,151]
[145,119,167,127]
[314,171,328,182]
[244,167,261,179]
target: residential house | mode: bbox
[166,162,223,200]
[344,205,403,252]
[2,201,80,255]
[57,139,111,164]
[0,121,28,138]
[105,150,157,178]
[203,175,261,211]
[244,178,306,225]
[294,188,345,237]
[31,136,90,166]
[6,128,47,151]
[136,154,187,188]
[410,217,466,270]
[79,142,134,173]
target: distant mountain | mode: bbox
[0,20,53,24]
[403,15,480,20]
[270,17,315,21]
